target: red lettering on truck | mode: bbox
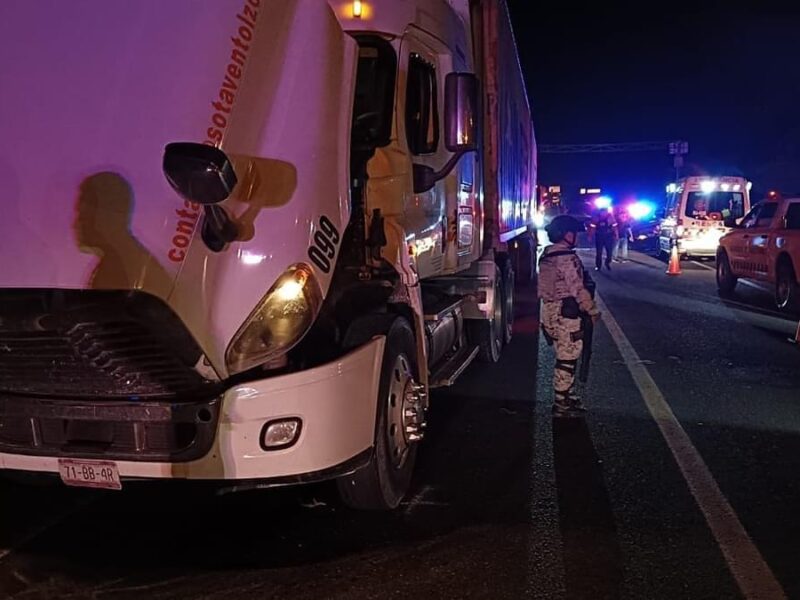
[203,1,259,147]
[168,0,259,262]
[168,201,202,262]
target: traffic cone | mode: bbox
[666,241,682,276]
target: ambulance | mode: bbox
[659,176,752,259]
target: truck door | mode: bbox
[398,36,446,277]
[399,30,476,275]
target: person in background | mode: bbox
[614,209,634,262]
[589,207,617,270]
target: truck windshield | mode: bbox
[351,37,396,150]
[685,191,745,221]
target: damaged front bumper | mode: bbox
[0,337,385,485]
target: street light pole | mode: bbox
[669,141,688,182]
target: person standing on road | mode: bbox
[589,208,617,270]
[539,215,602,416]
[614,210,634,262]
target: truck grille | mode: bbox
[0,394,219,461]
[0,290,217,399]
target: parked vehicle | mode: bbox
[659,176,751,259]
[717,196,800,311]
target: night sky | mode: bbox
[506,1,800,205]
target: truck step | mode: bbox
[429,345,480,388]
[423,296,463,322]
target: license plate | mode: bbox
[58,459,122,490]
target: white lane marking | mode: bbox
[691,261,766,291]
[690,260,715,272]
[596,293,787,600]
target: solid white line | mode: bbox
[690,261,767,291]
[596,293,787,600]
[691,260,716,271]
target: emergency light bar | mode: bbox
[700,180,718,193]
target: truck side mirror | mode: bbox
[413,72,479,194]
[163,142,240,251]
[163,142,238,205]
[444,72,478,152]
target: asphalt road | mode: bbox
[1,249,799,599]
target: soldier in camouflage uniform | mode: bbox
[538,215,601,416]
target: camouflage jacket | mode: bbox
[537,242,599,316]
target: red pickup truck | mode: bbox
[716,196,800,311]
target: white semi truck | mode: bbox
[0,0,536,509]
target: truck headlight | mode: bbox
[225,264,322,374]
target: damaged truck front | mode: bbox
[0,0,536,510]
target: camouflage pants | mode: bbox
[541,301,583,403]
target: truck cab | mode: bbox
[0,0,536,510]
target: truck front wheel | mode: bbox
[337,317,422,510]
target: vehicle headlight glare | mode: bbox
[225,264,322,374]
[276,279,304,302]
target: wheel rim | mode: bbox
[717,259,726,281]
[386,354,421,469]
[777,272,791,307]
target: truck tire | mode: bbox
[468,266,504,363]
[337,316,420,511]
[500,257,515,345]
[775,259,799,312]
[716,250,737,297]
